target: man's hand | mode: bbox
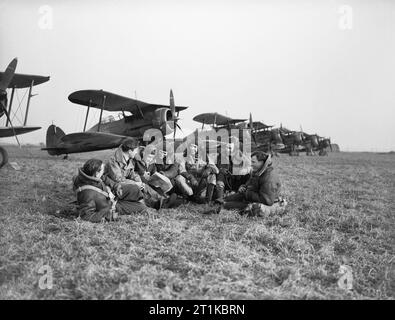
[115,184,123,197]
[202,167,212,178]
[143,171,151,181]
[238,185,247,193]
[138,182,145,191]
[106,186,116,201]
[111,208,119,221]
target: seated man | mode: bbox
[72,158,147,223]
[214,140,251,204]
[177,143,219,203]
[206,151,285,216]
[104,138,142,186]
[135,146,185,208]
[133,145,158,184]
[153,149,193,199]
[103,138,164,209]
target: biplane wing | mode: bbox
[236,121,273,130]
[42,125,131,155]
[0,73,50,88]
[193,112,246,126]
[0,126,41,138]
[68,90,188,115]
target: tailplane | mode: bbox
[43,124,65,155]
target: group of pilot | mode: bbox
[72,137,285,223]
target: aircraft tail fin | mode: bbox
[45,124,65,155]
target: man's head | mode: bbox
[188,143,198,156]
[143,145,157,164]
[82,158,104,179]
[121,138,140,159]
[251,151,271,173]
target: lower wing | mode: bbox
[0,126,41,138]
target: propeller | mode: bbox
[169,89,180,139]
[0,58,21,147]
[0,58,17,92]
[249,113,257,145]
[299,124,305,141]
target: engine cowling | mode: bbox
[311,135,319,148]
[271,129,285,149]
[152,107,173,136]
[293,132,303,145]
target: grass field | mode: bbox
[0,146,394,299]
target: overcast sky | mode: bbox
[1,0,394,151]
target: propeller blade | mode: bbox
[249,113,257,145]
[176,122,183,134]
[170,89,177,139]
[170,89,176,120]
[0,58,18,91]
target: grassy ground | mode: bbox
[0,146,394,299]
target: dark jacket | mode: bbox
[72,169,114,223]
[155,162,180,180]
[244,165,281,206]
[134,159,157,181]
[103,147,141,185]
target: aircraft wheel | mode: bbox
[0,146,8,169]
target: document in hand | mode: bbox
[148,172,173,194]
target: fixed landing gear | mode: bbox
[0,146,8,169]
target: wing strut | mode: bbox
[83,99,92,132]
[23,79,34,126]
[97,95,106,132]
[5,86,15,127]
[136,104,145,119]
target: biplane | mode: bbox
[191,112,285,155]
[276,124,305,155]
[188,112,248,152]
[193,112,247,130]
[238,113,285,153]
[43,89,188,156]
[0,58,50,168]
[301,132,332,155]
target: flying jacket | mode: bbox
[72,169,114,222]
[104,147,142,185]
[242,161,281,206]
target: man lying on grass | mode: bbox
[72,158,147,223]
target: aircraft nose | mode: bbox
[295,132,302,144]
[161,121,174,136]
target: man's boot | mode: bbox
[206,183,215,204]
[194,178,206,197]
[214,183,225,204]
[202,203,222,215]
[162,193,183,209]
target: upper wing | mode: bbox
[0,126,41,138]
[241,121,273,130]
[0,73,50,89]
[193,113,246,126]
[68,90,188,114]
[42,131,130,155]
